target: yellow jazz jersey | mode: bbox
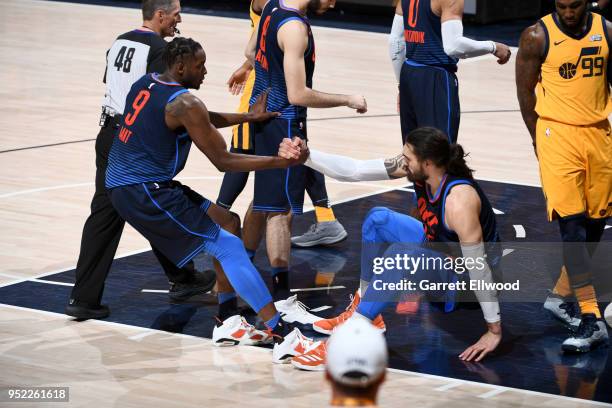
[232,1,261,150]
[536,13,612,125]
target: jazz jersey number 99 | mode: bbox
[118,90,150,143]
[558,46,605,80]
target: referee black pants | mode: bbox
[69,116,195,306]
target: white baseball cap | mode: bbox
[326,317,388,387]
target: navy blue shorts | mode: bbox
[253,118,307,214]
[108,181,220,268]
[399,61,460,144]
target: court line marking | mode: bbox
[31,279,74,287]
[0,302,609,407]
[0,182,403,289]
[478,388,507,399]
[513,224,526,239]
[290,285,345,293]
[386,368,612,406]
[435,382,463,391]
[0,174,539,200]
[141,289,169,294]
[0,108,522,154]
[0,248,152,289]
[127,331,156,341]
[0,177,403,199]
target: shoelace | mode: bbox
[293,299,314,317]
[331,294,357,323]
[239,317,264,336]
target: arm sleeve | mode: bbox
[306,149,390,182]
[441,20,496,59]
[389,13,406,82]
[460,242,501,323]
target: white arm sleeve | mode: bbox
[389,13,406,82]
[461,242,501,323]
[305,149,390,182]
[441,19,496,59]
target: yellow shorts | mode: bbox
[231,69,256,151]
[536,118,612,221]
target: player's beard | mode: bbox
[406,164,426,182]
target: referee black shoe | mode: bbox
[65,300,110,320]
[169,269,216,302]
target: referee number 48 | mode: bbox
[114,46,136,73]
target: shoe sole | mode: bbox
[272,354,296,364]
[291,230,348,248]
[214,338,271,347]
[562,339,609,353]
[312,324,333,335]
[313,322,385,335]
[291,359,325,372]
[65,306,110,320]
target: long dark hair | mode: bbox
[405,127,474,179]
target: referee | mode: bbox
[66,0,215,320]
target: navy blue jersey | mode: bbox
[106,74,191,188]
[402,0,458,71]
[414,176,501,265]
[250,0,315,119]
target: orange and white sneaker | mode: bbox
[313,291,386,335]
[212,315,273,346]
[272,327,315,364]
[291,341,327,371]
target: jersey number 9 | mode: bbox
[124,90,151,126]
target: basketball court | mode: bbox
[1,0,611,406]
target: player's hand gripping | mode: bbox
[278,137,309,166]
[493,42,512,65]
[246,90,281,122]
[459,322,502,362]
[226,61,253,95]
[347,94,368,114]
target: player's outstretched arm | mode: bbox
[389,1,406,82]
[445,185,502,362]
[278,138,407,181]
[516,23,545,152]
[279,21,367,113]
[440,0,511,63]
[166,93,305,172]
[208,90,280,128]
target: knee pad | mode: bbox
[215,229,246,259]
[363,207,391,232]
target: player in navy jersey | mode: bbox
[106,37,320,357]
[388,0,512,143]
[246,0,367,301]
[66,0,214,321]
[280,127,503,367]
